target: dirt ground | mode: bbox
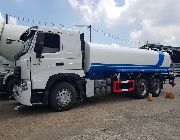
[0,78,180,140]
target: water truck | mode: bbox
[0,26,175,111]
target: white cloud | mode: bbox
[129,0,180,46]
[68,0,79,9]
[130,20,180,46]
[68,0,180,46]
[68,0,137,26]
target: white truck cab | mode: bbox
[14,26,85,109]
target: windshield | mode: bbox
[14,28,37,60]
[22,35,34,52]
[20,26,38,42]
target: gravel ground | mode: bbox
[0,78,180,140]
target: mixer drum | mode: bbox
[0,23,28,61]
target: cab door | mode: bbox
[30,32,64,90]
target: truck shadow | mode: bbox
[3,89,177,119]
[76,93,136,108]
[16,93,137,114]
[0,93,141,130]
[0,93,9,101]
[0,92,139,121]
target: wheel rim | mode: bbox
[140,83,147,96]
[153,81,160,94]
[56,89,71,106]
[13,86,16,94]
[13,85,18,96]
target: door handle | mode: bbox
[3,64,10,66]
[27,60,30,69]
[56,62,64,66]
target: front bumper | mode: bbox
[14,81,32,106]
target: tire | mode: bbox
[49,82,76,111]
[134,79,149,99]
[149,78,162,97]
[5,78,15,98]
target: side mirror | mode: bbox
[34,42,44,58]
[6,38,16,44]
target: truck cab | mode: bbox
[14,26,85,109]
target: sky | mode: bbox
[0,0,180,47]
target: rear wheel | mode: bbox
[149,78,162,97]
[134,79,149,98]
[49,82,76,111]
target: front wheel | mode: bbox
[49,82,76,111]
[134,79,149,99]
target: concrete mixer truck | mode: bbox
[3,26,174,111]
[0,22,28,97]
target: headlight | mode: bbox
[21,81,28,91]
[22,82,27,87]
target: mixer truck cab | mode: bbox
[13,26,175,111]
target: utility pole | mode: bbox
[5,14,8,24]
[146,41,149,49]
[73,24,92,42]
[88,25,92,42]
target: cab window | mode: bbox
[36,32,60,53]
